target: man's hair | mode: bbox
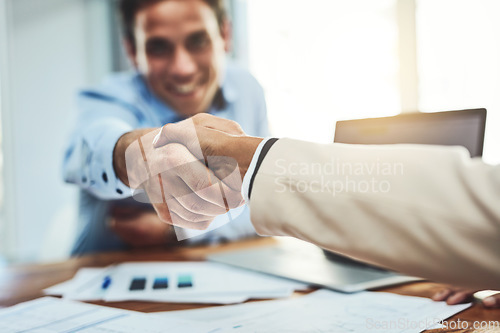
[119,0,227,51]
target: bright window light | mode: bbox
[247,0,400,143]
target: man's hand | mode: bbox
[112,114,260,230]
[432,287,500,308]
[109,206,176,248]
[153,114,263,180]
[148,114,264,229]
[124,132,241,229]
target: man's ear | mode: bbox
[220,20,232,53]
[123,38,139,68]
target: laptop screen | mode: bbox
[334,108,487,157]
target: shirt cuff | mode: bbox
[85,120,133,200]
[241,137,279,202]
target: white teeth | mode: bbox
[173,83,197,94]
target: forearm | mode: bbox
[249,138,500,290]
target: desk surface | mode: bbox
[0,237,498,333]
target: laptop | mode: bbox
[334,108,486,157]
[209,108,487,293]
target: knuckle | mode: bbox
[187,211,207,223]
[198,220,213,230]
[191,114,204,125]
[187,199,202,213]
[192,220,212,230]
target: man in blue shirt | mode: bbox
[63,0,269,255]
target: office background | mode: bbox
[0,0,499,264]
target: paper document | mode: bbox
[44,261,308,304]
[0,297,206,333]
[153,289,471,332]
[44,267,112,301]
[104,262,307,303]
[8,291,470,332]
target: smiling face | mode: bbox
[129,0,229,117]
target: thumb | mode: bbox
[153,120,204,160]
[152,126,168,147]
[153,114,245,149]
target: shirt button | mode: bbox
[102,172,108,183]
[116,189,123,195]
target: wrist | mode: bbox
[113,128,156,186]
[226,136,263,178]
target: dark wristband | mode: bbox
[248,138,279,200]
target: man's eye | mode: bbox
[188,34,210,51]
[146,40,172,56]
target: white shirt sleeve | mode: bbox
[241,137,273,202]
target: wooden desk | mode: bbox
[1,237,498,332]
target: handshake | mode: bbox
[119,114,263,231]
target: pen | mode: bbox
[102,276,112,290]
[73,265,116,296]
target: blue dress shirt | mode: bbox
[63,64,269,255]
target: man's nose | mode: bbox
[170,47,197,79]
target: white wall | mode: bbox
[416,0,500,164]
[1,0,114,263]
[0,0,15,262]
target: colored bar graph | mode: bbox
[153,277,169,290]
[129,277,147,291]
[177,274,193,288]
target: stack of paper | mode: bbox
[152,289,471,332]
[44,261,308,304]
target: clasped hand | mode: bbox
[124,114,251,230]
